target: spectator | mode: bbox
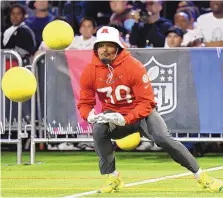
[164,26,184,48]
[174,12,191,32]
[175,7,200,48]
[175,6,199,31]
[25,0,54,50]
[69,17,96,50]
[182,0,223,47]
[109,1,131,26]
[176,6,200,30]
[129,0,172,47]
[2,3,36,63]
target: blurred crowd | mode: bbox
[1,0,223,64]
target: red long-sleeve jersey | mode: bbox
[77,49,156,125]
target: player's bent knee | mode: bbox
[152,133,165,144]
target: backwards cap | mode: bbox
[93,26,124,50]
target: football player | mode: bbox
[78,26,223,193]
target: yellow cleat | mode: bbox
[97,174,124,193]
[198,172,223,192]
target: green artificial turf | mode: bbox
[1,152,223,197]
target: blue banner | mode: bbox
[190,48,223,134]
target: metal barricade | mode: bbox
[29,49,223,164]
[0,50,24,164]
[30,51,90,164]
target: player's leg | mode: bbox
[92,123,115,175]
[92,123,123,193]
[142,109,223,192]
[93,121,141,193]
[142,110,199,173]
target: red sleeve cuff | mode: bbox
[79,107,91,121]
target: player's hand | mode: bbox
[87,109,103,124]
[96,116,109,124]
[99,113,126,126]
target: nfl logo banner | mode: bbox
[145,56,177,115]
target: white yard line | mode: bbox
[63,166,223,198]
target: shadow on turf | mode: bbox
[115,153,172,161]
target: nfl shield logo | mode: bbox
[144,56,177,115]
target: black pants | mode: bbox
[92,109,200,175]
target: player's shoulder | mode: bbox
[126,55,143,67]
[124,55,145,72]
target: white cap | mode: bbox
[94,26,124,49]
